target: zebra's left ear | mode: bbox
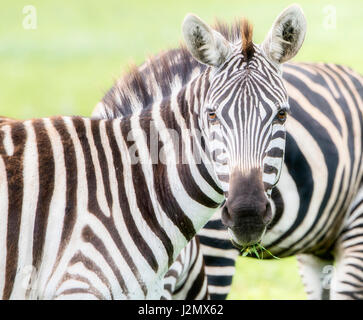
[261,4,307,65]
[182,14,232,68]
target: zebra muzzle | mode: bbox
[221,170,272,247]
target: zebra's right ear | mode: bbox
[182,14,232,68]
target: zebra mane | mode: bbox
[98,19,250,119]
[241,19,254,62]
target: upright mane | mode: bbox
[241,19,254,62]
[95,19,252,119]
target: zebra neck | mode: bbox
[114,79,224,265]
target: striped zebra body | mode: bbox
[94,20,363,299]
[0,8,305,299]
[0,114,221,299]
[0,59,224,298]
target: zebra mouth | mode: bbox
[227,227,265,249]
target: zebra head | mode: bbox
[182,5,306,247]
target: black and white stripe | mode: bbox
[0,112,221,299]
[162,237,208,300]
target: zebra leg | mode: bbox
[330,246,363,299]
[200,236,239,299]
[330,227,363,299]
[162,237,209,300]
[202,247,238,300]
[297,253,334,299]
[198,212,240,300]
[173,238,209,300]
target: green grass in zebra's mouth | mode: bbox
[238,242,281,260]
[228,230,279,259]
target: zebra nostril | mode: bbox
[221,205,234,228]
[262,201,272,225]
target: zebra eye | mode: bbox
[208,112,217,121]
[276,109,287,122]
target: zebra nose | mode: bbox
[222,198,272,228]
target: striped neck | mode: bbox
[118,73,223,255]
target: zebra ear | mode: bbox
[182,14,232,68]
[261,4,306,64]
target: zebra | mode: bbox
[0,6,306,299]
[93,9,363,299]
[161,237,209,300]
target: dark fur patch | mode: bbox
[191,25,209,63]
[279,20,297,63]
[241,19,254,62]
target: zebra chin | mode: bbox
[227,225,266,249]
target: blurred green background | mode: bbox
[0,0,362,299]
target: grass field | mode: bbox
[0,0,362,299]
